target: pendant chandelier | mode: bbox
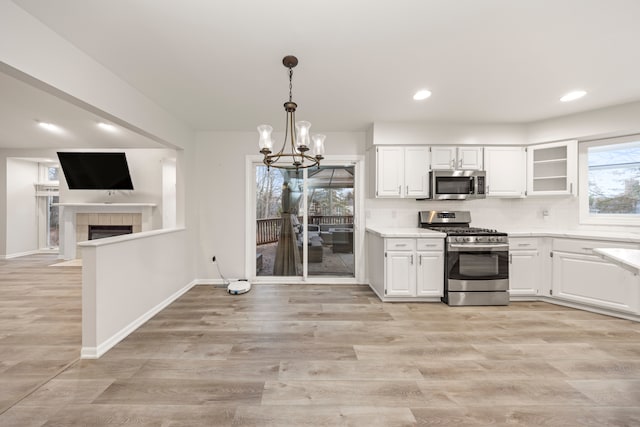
[258,55,325,170]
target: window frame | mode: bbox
[579,134,640,225]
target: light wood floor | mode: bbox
[0,254,81,416]
[1,255,640,426]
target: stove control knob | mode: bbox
[464,237,471,242]
[489,237,496,242]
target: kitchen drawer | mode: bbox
[417,238,444,251]
[552,238,638,255]
[509,238,538,250]
[385,238,416,251]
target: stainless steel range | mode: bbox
[419,210,509,306]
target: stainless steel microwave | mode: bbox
[430,170,486,200]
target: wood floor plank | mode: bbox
[93,379,264,406]
[278,360,424,381]
[232,405,417,427]
[261,380,429,406]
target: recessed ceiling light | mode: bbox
[413,89,432,101]
[560,90,587,102]
[37,121,62,133]
[97,122,117,132]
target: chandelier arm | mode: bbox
[291,109,300,164]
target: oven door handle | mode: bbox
[448,244,509,252]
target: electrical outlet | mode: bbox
[212,256,216,262]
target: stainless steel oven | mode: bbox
[446,238,509,306]
[419,210,509,306]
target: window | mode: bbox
[37,164,60,249]
[580,136,640,224]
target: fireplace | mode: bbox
[88,225,133,240]
[56,203,155,260]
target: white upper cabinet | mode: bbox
[527,140,577,196]
[484,147,526,197]
[430,146,457,170]
[430,146,483,170]
[375,146,430,198]
[404,146,430,198]
[457,147,484,170]
[375,146,404,197]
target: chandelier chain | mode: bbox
[288,68,293,102]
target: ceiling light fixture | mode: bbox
[37,121,61,133]
[560,90,587,102]
[413,89,432,101]
[258,55,325,170]
[97,122,117,132]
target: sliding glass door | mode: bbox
[305,166,355,277]
[255,166,303,278]
[254,162,356,280]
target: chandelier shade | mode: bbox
[258,55,325,170]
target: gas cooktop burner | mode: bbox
[426,226,504,236]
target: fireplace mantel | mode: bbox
[56,203,156,259]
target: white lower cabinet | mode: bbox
[551,239,640,314]
[508,237,540,297]
[416,250,444,297]
[370,236,444,300]
[385,250,416,297]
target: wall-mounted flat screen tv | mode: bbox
[57,152,134,190]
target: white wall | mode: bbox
[195,131,365,280]
[5,158,39,256]
[80,229,192,358]
[162,158,177,228]
[527,101,640,144]
[369,122,528,147]
[365,196,578,232]
[58,148,176,229]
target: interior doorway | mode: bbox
[251,158,362,282]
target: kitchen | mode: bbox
[364,124,640,320]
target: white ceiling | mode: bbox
[0,71,166,149]
[4,0,640,148]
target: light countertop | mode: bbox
[593,248,640,275]
[366,226,446,238]
[507,230,640,243]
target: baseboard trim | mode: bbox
[192,279,227,287]
[539,296,640,322]
[1,250,41,259]
[81,279,199,359]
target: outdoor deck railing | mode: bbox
[256,218,282,245]
[256,215,354,245]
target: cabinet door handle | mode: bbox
[398,185,402,195]
[517,243,530,247]
[450,159,455,169]
[406,185,409,195]
[487,185,490,194]
[509,254,513,264]
[458,158,462,168]
[419,255,422,265]
[396,244,407,247]
[410,255,414,265]
[570,183,573,194]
